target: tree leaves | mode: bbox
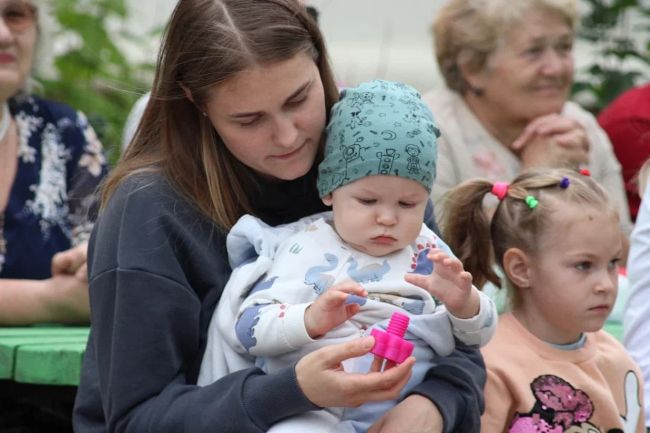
[572,0,650,113]
[36,0,154,165]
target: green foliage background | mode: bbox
[37,0,157,166]
[573,0,650,113]
[37,0,649,162]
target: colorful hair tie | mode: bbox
[525,195,538,209]
[491,182,509,201]
[579,169,591,176]
[559,177,570,189]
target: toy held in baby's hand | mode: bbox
[370,312,414,364]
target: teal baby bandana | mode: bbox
[317,80,440,197]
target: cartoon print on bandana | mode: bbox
[407,129,422,138]
[347,91,375,108]
[340,133,369,165]
[508,374,641,433]
[377,148,399,175]
[403,107,424,124]
[336,132,371,186]
[405,144,421,174]
[346,110,371,130]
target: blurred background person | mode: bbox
[598,83,650,223]
[423,0,631,236]
[0,0,108,325]
[624,156,650,433]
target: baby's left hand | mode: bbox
[404,248,479,319]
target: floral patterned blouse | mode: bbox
[0,95,107,279]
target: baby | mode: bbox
[199,80,497,433]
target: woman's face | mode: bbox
[206,52,327,181]
[0,0,37,100]
[466,8,574,124]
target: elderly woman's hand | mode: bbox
[295,336,415,408]
[367,394,443,433]
[41,271,91,323]
[511,113,589,169]
[51,242,88,280]
[41,243,90,323]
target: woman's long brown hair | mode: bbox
[101,0,339,231]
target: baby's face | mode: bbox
[322,175,429,257]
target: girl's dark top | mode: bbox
[73,166,485,433]
[0,95,107,278]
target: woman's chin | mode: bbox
[0,77,23,101]
[533,92,569,114]
[262,162,312,182]
[528,101,566,119]
[277,166,311,181]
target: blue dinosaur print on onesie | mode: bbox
[249,276,278,295]
[304,253,338,295]
[401,299,425,315]
[346,257,390,283]
[236,304,266,351]
[410,246,434,276]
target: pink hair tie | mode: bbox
[491,182,509,201]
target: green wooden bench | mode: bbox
[0,320,625,388]
[0,326,89,386]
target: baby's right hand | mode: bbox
[304,281,367,338]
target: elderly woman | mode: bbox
[424,0,631,233]
[0,0,108,325]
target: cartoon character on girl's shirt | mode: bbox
[509,372,641,433]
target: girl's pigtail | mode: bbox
[441,179,499,289]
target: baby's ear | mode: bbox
[322,194,333,206]
[503,248,531,289]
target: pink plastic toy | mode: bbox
[370,312,414,364]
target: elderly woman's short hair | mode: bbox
[433,0,578,94]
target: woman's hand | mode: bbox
[304,281,367,338]
[0,244,90,325]
[43,243,91,322]
[51,242,88,280]
[46,243,91,323]
[41,271,90,323]
[295,336,415,408]
[511,113,589,169]
[368,394,443,433]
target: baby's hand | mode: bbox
[404,248,479,319]
[305,281,367,338]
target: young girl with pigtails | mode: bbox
[441,168,645,433]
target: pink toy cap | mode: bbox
[370,312,414,364]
